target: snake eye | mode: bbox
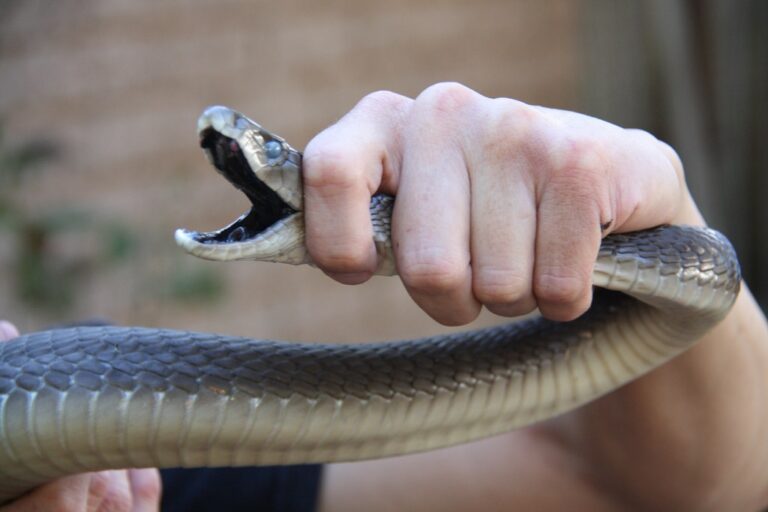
[264,140,282,160]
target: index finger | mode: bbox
[302,91,411,283]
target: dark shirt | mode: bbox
[160,465,323,512]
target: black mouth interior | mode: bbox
[194,128,297,244]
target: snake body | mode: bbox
[0,107,741,504]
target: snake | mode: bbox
[0,106,741,504]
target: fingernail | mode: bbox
[0,321,19,341]
[326,271,373,285]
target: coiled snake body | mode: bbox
[0,107,741,504]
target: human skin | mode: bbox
[3,83,768,511]
[302,84,768,511]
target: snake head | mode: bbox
[175,106,310,264]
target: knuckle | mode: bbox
[312,241,373,274]
[416,82,477,119]
[473,268,531,306]
[356,89,408,112]
[488,98,541,142]
[553,134,610,178]
[399,252,468,294]
[474,99,544,169]
[302,143,361,193]
[534,269,588,307]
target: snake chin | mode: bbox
[178,206,292,246]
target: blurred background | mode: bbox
[0,0,765,341]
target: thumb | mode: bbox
[0,321,19,342]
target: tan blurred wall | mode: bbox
[0,0,581,341]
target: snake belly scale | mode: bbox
[0,106,741,504]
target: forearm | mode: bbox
[321,240,768,512]
[546,181,768,510]
[310,89,767,511]
[321,159,768,511]
[320,429,626,512]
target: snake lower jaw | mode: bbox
[175,212,310,264]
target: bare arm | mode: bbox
[302,84,768,511]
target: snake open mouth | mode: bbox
[192,129,297,245]
[175,106,306,262]
[175,128,299,256]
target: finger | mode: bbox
[471,171,537,317]
[394,83,481,325]
[530,107,686,231]
[0,321,19,342]
[1,473,91,512]
[303,91,411,284]
[611,129,688,231]
[129,469,161,512]
[0,471,134,512]
[89,470,133,511]
[468,101,539,317]
[534,154,610,321]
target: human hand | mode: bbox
[311,85,768,511]
[0,320,161,512]
[302,83,701,324]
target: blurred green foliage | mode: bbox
[0,125,139,312]
[165,260,226,303]
[0,123,225,315]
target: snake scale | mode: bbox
[0,106,741,504]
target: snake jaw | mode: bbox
[174,214,310,264]
[175,106,308,263]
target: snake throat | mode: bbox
[188,128,297,245]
